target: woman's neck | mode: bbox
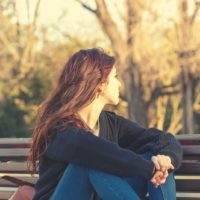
[77,100,104,131]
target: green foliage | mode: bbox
[0,97,29,137]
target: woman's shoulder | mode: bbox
[102,110,116,117]
[55,124,78,136]
[102,110,128,123]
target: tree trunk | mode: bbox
[121,56,148,126]
[178,0,195,134]
[181,67,194,134]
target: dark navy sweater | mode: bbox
[33,110,183,200]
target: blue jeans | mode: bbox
[50,153,176,200]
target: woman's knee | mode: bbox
[62,163,89,179]
[88,169,141,200]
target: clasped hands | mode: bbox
[150,155,174,188]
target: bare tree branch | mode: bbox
[190,0,200,25]
[20,0,42,71]
[32,0,41,27]
[75,0,97,14]
[95,0,125,57]
[51,24,73,39]
[77,0,126,69]
[147,81,180,108]
[26,0,30,24]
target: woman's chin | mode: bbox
[112,97,120,105]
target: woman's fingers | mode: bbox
[151,156,160,170]
[150,170,169,187]
[169,163,175,170]
[151,171,165,186]
[163,170,168,179]
[151,155,174,171]
[157,156,168,172]
[151,154,175,188]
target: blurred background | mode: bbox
[0,0,200,138]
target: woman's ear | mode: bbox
[96,82,107,98]
[99,82,108,92]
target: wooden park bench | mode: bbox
[0,134,200,200]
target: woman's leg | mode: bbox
[51,163,141,200]
[89,169,141,200]
[148,172,176,200]
[50,164,94,200]
[125,176,147,199]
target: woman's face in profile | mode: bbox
[101,66,121,105]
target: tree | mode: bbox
[77,0,180,128]
[176,0,200,134]
[0,0,101,137]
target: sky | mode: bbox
[17,0,93,25]
[16,0,178,30]
[15,0,191,44]
[16,0,105,42]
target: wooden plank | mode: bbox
[177,197,200,200]
[175,161,200,175]
[0,162,38,174]
[0,138,31,144]
[0,176,37,187]
[0,138,31,148]
[0,149,29,161]
[176,134,200,140]
[0,143,30,148]
[176,192,200,200]
[182,145,200,156]
[176,179,200,192]
[182,155,200,160]
[0,162,28,173]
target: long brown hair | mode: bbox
[28,48,115,173]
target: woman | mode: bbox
[29,48,182,200]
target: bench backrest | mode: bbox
[0,134,200,200]
[175,134,200,196]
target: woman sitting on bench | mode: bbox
[29,48,183,200]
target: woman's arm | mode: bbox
[116,114,183,171]
[44,126,155,179]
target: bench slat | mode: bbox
[0,138,31,148]
[176,161,200,175]
[177,197,200,200]
[176,192,200,200]
[0,149,29,161]
[0,176,37,187]
[0,162,38,174]
[182,145,200,155]
[176,179,200,191]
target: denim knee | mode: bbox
[88,169,141,200]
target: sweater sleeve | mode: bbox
[44,126,155,179]
[117,114,183,171]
